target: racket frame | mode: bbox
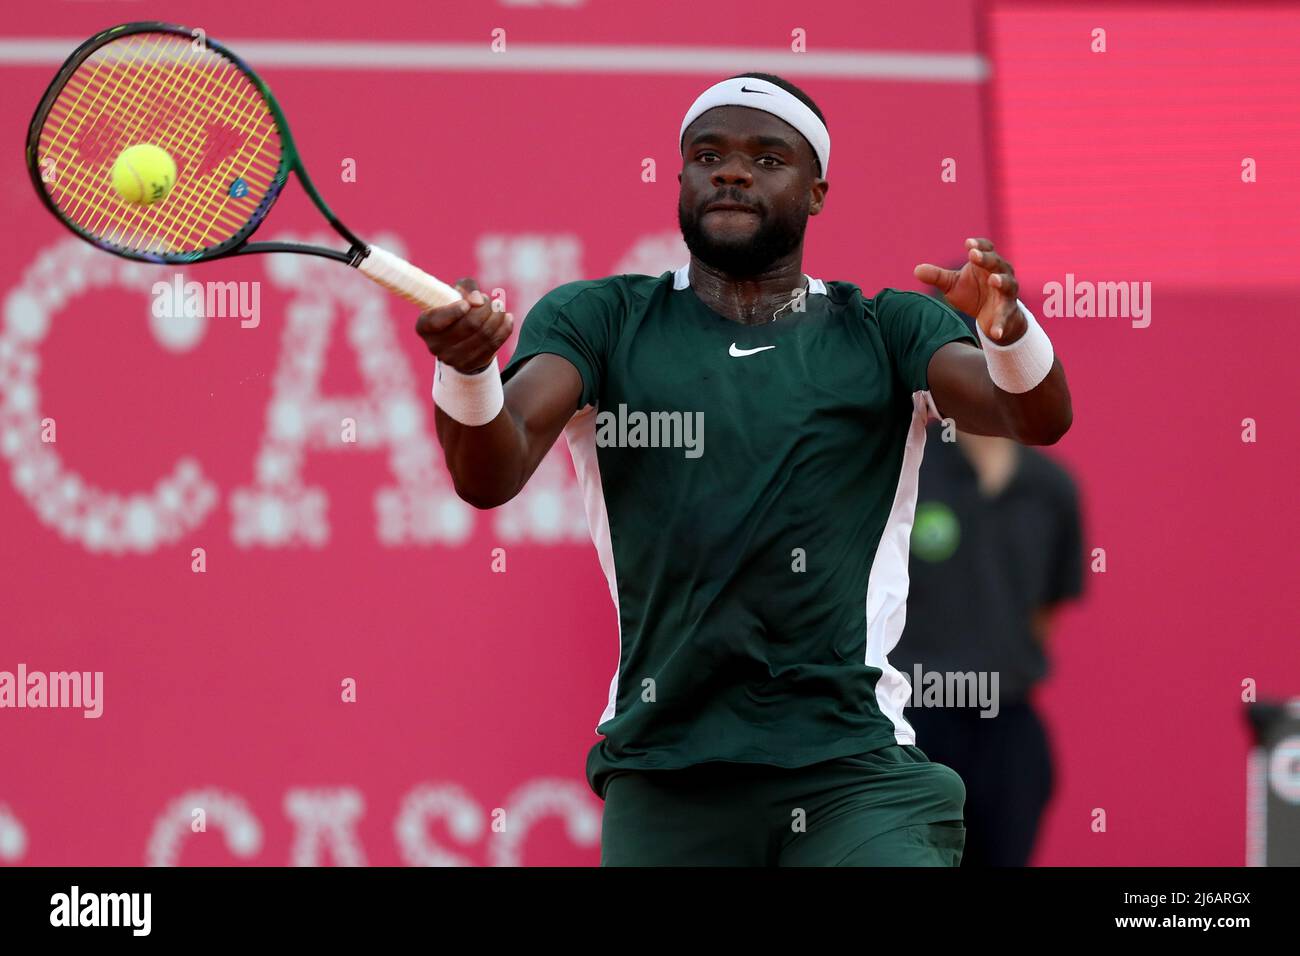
[26,21,366,267]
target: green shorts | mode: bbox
[599,744,966,866]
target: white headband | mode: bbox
[679,76,829,177]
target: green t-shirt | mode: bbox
[501,265,978,797]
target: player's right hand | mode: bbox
[413,278,513,374]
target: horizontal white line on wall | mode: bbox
[0,39,987,81]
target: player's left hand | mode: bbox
[913,238,1026,344]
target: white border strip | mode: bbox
[0,39,987,80]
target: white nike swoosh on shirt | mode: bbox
[728,344,776,357]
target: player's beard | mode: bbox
[677,190,809,278]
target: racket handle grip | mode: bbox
[356,244,463,310]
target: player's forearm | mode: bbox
[963,359,1073,445]
[432,354,584,509]
[434,407,531,509]
[976,297,1073,444]
[1000,358,1072,445]
[929,345,1073,445]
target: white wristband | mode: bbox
[432,357,504,426]
[977,300,1054,394]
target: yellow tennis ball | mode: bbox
[111,144,176,205]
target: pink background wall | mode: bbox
[987,2,1299,864]
[0,0,1292,865]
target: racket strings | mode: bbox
[59,33,276,250]
[37,31,285,258]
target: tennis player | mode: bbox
[414,73,1073,866]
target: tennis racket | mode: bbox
[26,21,461,310]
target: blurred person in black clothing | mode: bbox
[897,294,1085,867]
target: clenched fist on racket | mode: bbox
[413,278,514,375]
